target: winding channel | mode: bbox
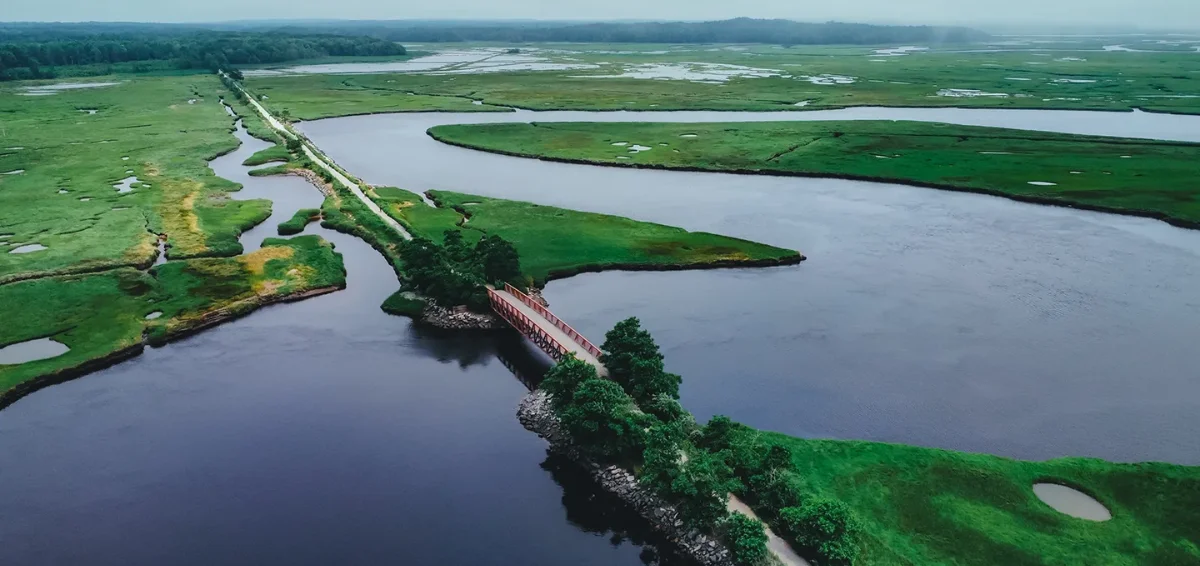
[1,105,1198,565]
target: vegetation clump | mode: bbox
[278,208,321,235]
[398,230,522,311]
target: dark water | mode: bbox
[298,109,1200,464]
[4,107,1200,566]
[0,124,683,566]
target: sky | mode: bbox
[3,0,1199,31]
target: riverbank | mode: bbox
[518,390,738,566]
[728,423,1200,565]
[0,236,347,405]
[429,121,1200,230]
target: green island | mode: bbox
[430,121,1200,228]
[373,187,801,282]
[534,319,1200,566]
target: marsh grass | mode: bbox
[0,75,273,283]
[367,186,801,283]
[431,121,1200,227]
[751,431,1200,565]
[0,235,345,395]
[246,48,1200,116]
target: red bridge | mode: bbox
[487,283,608,376]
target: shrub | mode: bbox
[698,415,738,452]
[541,356,598,408]
[601,317,680,403]
[779,498,863,566]
[557,378,648,461]
[722,512,770,566]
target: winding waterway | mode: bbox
[0,121,688,566]
[2,105,1199,565]
[297,107,1200,464]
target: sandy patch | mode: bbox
[241,246,295,275]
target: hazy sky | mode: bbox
[4,0,1199,30]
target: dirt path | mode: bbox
[727,497,812,566]
[231,76,412,240]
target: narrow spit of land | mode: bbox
[429,120,1200,229]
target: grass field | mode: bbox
[245,45,1200,117]
[429,120,1200,228]
[365,185,803,283]
[747,430,1200,565]
[0,75,270,284]
[0,235,345,399]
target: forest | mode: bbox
[0,30,405,80]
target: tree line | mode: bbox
[0,32,405,81]
[287,18,988,46]
[541,318,864,566]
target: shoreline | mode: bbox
[518,390,737,566]
[428,132,1200,232]
[292,102,1200,126]
[0,285,342,411]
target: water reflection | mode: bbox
[540,452,696,566]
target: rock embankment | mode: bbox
[518,390,736,566]
[421,304,507,330]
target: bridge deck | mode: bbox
[489,287,607,375]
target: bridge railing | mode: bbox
[488,287,570,361]
[502,283,605,360]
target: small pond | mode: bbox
[0,338,70,365]
[1032,483,1112,521]
[9,244,47,254]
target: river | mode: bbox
[0,121,689,566]
[296,107,1200,464]
[1,106,1198,565]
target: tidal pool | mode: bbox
[0,338,69,365]
[9,244,46,254]
[113,176,140,194]
[1032,483,1112,521]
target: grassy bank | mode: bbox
[430,121,1200,228]
[0,235,345,404]
[745,429,1200,565]
[365,186,803,283]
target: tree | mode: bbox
[443,229,471,263]
[602,317,679,401]
[540,356,598,409]
[779,498,863,566]
[627,357,681,405]
[638,423,684,493]
[285,137,303,153]
[557,378,647,461]
[475,234,521,285]
[721,512,769,566]
[643,394,693,431]
[669,448,737,529]
[698,415,738,452]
